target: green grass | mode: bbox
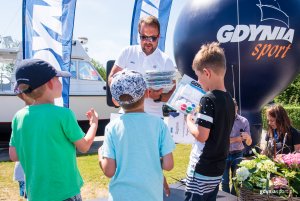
[164,144,191,183]
[0,160,17,200]
[0,144,191,200]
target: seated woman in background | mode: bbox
[265,104,300,157]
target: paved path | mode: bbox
[88,182,238,201]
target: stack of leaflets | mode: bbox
[144,70,176,93]
[167,74,206,115]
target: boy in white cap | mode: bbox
[98,70,175,201]
[9,59,98,201]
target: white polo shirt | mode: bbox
[115,45,176,117]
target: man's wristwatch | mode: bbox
[154,94,162,102]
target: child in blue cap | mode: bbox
[9,59,99,201]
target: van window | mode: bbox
[78,61,99,81]
[70,61,77,79]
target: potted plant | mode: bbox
[234,150,300,200]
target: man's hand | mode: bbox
[241,132,252,146]
[146,88,163,100]
[230,136,243,144]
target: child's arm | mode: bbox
[9,146,19,161]
[161,152,174,171]
[186,114,210,143]
[74,108,98,153]
[163,176,170,197]
[98,147,116,178]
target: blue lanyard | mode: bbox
[273,130,279,142]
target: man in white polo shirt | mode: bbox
[108,15,176,118]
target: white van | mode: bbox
[0,39,118,144]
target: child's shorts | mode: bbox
[185,162,222,199]
[18,181,26,197]
[63,194,82,201]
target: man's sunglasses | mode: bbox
[139,35,158,42]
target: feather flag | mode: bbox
[130,0,173,51]
[22,0,76,107]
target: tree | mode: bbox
[3,63,14,74]
[275,73,300,105]
[0,62,14,79]
[91,59,106,81]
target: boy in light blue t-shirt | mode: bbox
[98,70,175,201]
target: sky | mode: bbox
[0,0,185,66]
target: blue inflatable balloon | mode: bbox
[174,0,300,146]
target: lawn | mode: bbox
[0,144,191,200]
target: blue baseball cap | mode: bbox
[110,70,147,105]
[15,59,71,94]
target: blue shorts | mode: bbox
[63,194,82,201]
[18,181,26,197]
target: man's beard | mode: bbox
[142,43,155,55]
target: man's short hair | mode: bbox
[192,42,226,75]
[138,15,160,35]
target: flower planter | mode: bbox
[239,186,300,201]
[234,151,300,200]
